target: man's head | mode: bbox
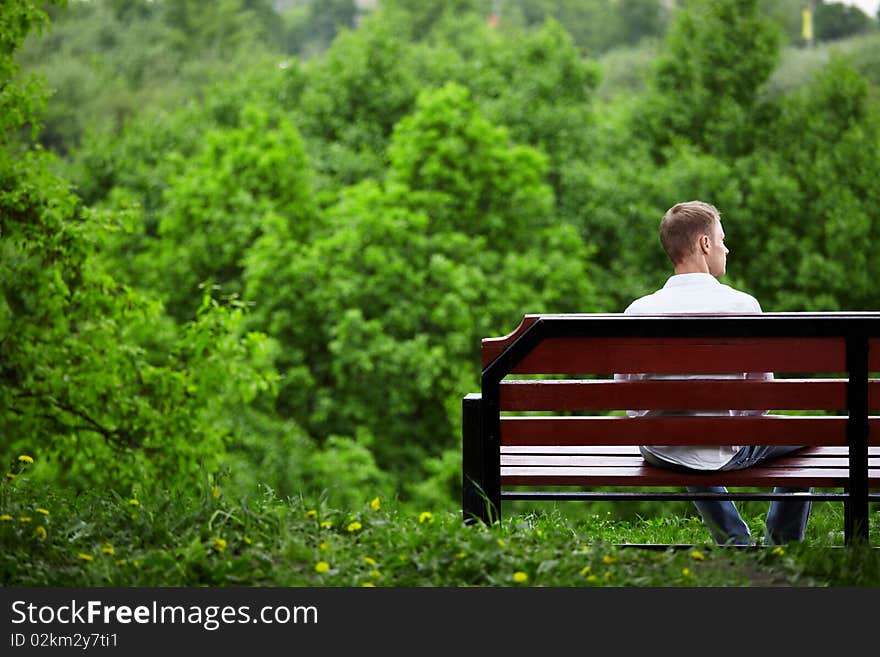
[659,200,728,277]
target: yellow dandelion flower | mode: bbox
[580,565,591,576]
[370,497,381,511]
[128,499,139,506]
[363,556,377,566]
[305,509,318,520]
[496,539,506,548]
[587,574,598,583]
[212,485,220,499]
[102,543,115,555]
[455,552,466,559]
[512,571,529,583]
[319,542,328,551]
[36,508,49,516]
[115,559,127,566]
[361,582,375,587]
[690,550,706,561]
[77,553,94,562]
[418,511,434,524]
[320,521,333,529]
[347,521,362,532]
[682,568,692,577]
[243,536,252,545]
[602,555,616,565]
[212,537,227,553]
[315,561,330,573]
[35,526,47,541]
[17,455,34,464]
[369,569,382,579]
[772,546,785,556]
[536,529,543,537]
[19,516,31,523]
[0,514,12,522]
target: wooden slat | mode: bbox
[500,466,880,487]
[498,378,878,411]
[870,338,880,372]
[500,455,880,468]
[501,337,844,375]
[499,415,861,446]
[500,445,880,456]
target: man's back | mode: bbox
[625,273,761,315]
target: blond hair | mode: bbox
[659,201,720,264]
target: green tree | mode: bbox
[245,84,600,493]
[637,0,782,159]
[2,0,279,492]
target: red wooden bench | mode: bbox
[462,313,880,545]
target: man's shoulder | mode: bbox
[717,283,762,311]
[624,292,661,314]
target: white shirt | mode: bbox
[618,273,768,471]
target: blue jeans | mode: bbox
[645,445,813,546]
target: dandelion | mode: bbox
[512,571,529,583]
[36,508,49,516]
[128,499,139,506]
[369,569,382,579]
[78,553,94,562]
[419,511,434,524]
[690,550,706,561]
[370,497,381,511]
[347,521,362,532]
[455,552,466,560]
[682,568,692,577]
[212,537,227,553]
[363,556,377,566]
[586,574,598,583]
[115,560,127,566]
[102,543,115,556]
[361,582,375,587]
[319,542,328,551]
[602,555,616,565]
[772,546,785,556]
[0,514,12,522]
[580,565,591,576]
[320,521,333,529]
[212,485,220,500]
[496,539,506,548]
[315,561,330,574]
[17,455,34,464]
[35,526,47,541]
[243,536,252,545]
[305,509,318,520]
[19,516,31,523]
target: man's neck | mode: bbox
[673,262,711,275]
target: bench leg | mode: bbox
[843,487,870,546]
[462,393,497,524]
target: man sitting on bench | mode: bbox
[617,200,812,546]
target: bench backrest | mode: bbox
[480,313,880,450]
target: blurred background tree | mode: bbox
[6,0,880,515]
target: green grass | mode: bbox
[3,466,880,587]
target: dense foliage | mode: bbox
[3,0,880,548]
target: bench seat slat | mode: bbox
[500,455,880,468]
[500,445,880,456]
[500,415,878,446]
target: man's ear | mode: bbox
[700,234,710,253]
